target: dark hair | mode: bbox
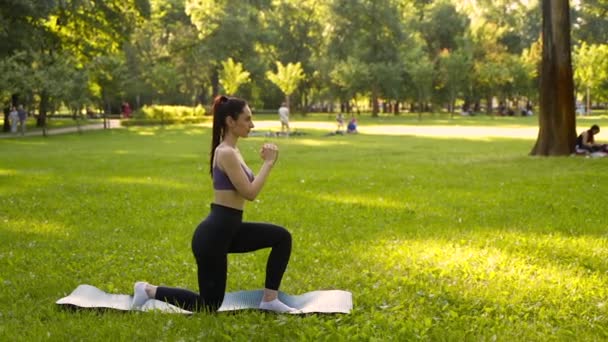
[591,125,600,133]
[209,95,247,176]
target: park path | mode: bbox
[241,121,540,140]
[1,119,539,140]
[0,119,122,139]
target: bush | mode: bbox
[133,105,206,120]
[121,117,209,127]
[125,105,209,126]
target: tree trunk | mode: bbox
[37,91,49,129]
[301,92,308,116]
[371,89,379,117]
[531,0,576,156]
[211,68,220,98]
[486,95,492,115]
[586,87,590,115]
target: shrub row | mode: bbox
[133,105,206,120]
[124,105,209,126]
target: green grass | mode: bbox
[0,118,104,135]
[1,119,608,341]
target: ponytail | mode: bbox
[209,95,247,176]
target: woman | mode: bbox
[132,95,295,313]
[576,124,607,153]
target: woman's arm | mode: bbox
[217,146,277,201]
[582,132,594,146]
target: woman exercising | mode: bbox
[131,95,295,313]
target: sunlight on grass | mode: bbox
[107,176,189,189]
[354,232,608,315]
[2,217,69,237]
[311,192,408,209]
[134,129,158,136]
[0,169,18,176]
[288,139,351,147]
[360,125,538,140]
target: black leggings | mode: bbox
[154,203,292,312]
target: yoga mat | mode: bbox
[56,285,352,314]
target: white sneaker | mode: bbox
[131,281,149,309]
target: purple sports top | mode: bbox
[213,164,255,190]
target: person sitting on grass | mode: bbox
[575,125,608,153]
[346,115,358,134]
[131,95,296,313]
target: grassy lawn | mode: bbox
[0,118,104,136]
[1,118,608,340]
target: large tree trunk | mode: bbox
[531,0,576,155]
[371,89,379,117]
[586,87,591,115]
[37,91,49,128]
[211,68,220,98]
[486,95,492,115]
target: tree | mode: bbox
[573,43,608,114]
[186,0,262,98]
[437,48,472,116]
[329,58,371,111]
[266,61,305,108]
[471,22,513,115]
[573,0,608,44]
[327,0,405,116]
[219,58,251,96]
[531,0,576,156]
[261,0,326,110]
[404,39,435,118]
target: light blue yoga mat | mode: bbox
[56,284,352,314]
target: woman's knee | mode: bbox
[276,225,292,245]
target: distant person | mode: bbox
[347,115,358,134]
[336,113,344,131]
[576,102,586,116]
[278,102,290,135]
[575,125,608,153]
[460,105,470,116]
[526,103,533,116]
[9,106,19,133]
[17,105,27,135]
[121,102,132,119]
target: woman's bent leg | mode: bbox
[154,286,201,312]
[196,254,228,312]
[229,222,292,290]
[153,254,227,312]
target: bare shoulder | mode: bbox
[215,145,239,166]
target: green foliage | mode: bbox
[133,105,206,120]
[266,61,305,98]
[437,48,472,111]
[574,43,608,100]
[219,58,251,96]
[2,118,608,340]
[405,39,435,110]
[329,57,371,101]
